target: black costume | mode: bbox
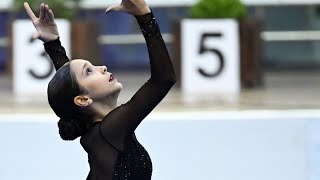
[44,12,176,180]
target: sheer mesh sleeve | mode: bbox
[44,37,70,70]
[99,12,176,151]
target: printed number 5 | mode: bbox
[198,33,225,78]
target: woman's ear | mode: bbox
[74,96,93,107]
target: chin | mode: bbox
[116,82,123,90]
[113,82,123,94]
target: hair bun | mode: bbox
[58,118,81,141]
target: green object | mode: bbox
[190,0,247,19]
[13,0,82,20]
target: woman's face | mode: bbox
[70,59,123,100]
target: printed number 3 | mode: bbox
[28,36,54,80]
[198,33,225,78]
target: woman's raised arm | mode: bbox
[99,0,176,151]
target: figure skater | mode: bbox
[24,0,176,179]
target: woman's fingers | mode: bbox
[105,4,123,14]
[45,4,54,22]
[48,9,55,22]
[39,3,45,20]
[24,2,37,20]
[44,4,50,20]
[32,32,41,40]
[105,0,150,15]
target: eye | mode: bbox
[86,68,93,75]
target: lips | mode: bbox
[109,74,114,82]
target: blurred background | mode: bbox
[1,0,320,111]
[1,0,320,180]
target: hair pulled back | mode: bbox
[48,63,94,141]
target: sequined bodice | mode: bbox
[113,136,152,180]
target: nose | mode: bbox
[101,66,107,74]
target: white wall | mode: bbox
[1,111,319,180]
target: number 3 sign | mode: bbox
[181,19,240,102]
[12,20,70,96]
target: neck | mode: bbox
[91,92,120,122]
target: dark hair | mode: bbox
[47,63,94,141]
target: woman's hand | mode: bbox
[24,2,59,43]
[106,0,151,15]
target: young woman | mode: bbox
[24,1,176,179]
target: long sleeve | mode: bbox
[99,12,176,151]
[44,37,70,70]
[136,12,176,83]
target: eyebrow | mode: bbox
[82,62,87,76]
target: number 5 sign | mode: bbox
[12,19,70,96]
[181,19,240,102]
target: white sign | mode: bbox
[181,19,240,102]
[13,19,70,96]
